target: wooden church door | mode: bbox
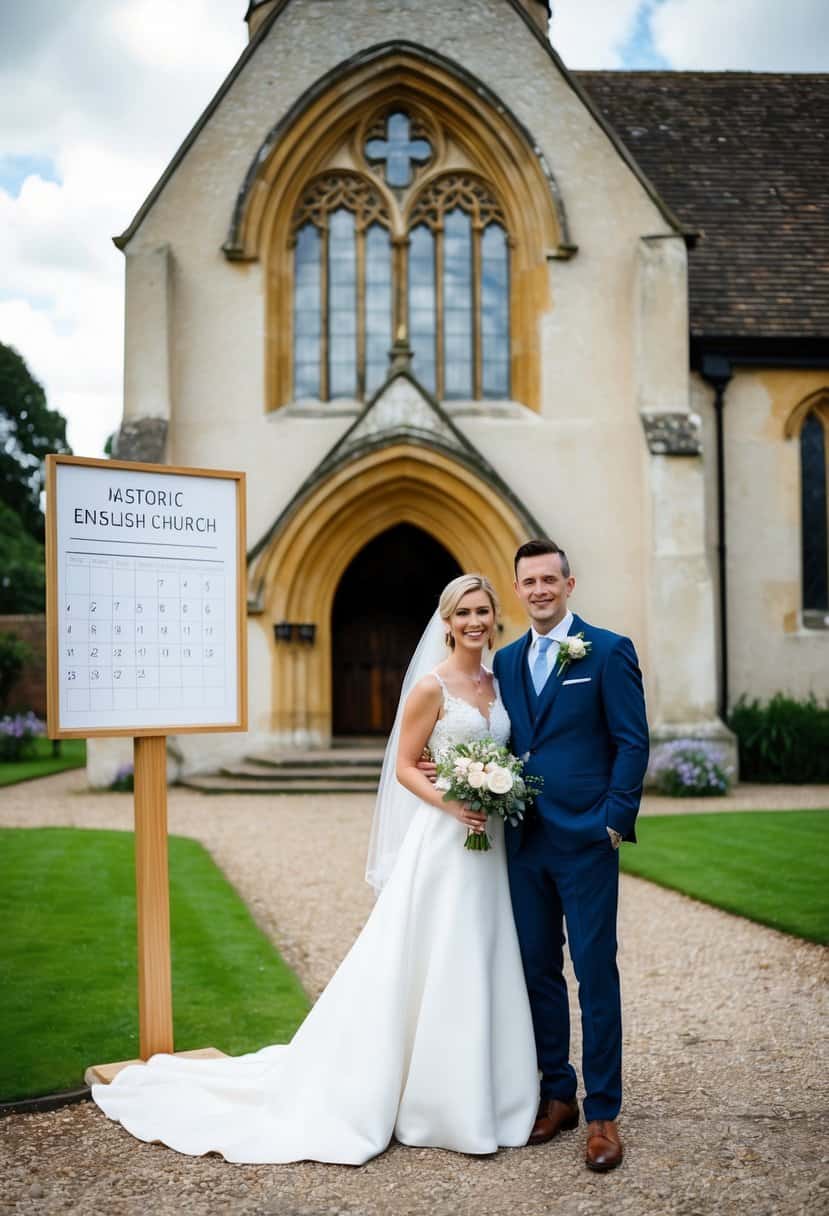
[331,524,461,736]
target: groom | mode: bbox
[492,539,649,1172]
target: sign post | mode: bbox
[134,734,174,1058]
[45,454,247,1073]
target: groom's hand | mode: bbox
[416,751,437,784]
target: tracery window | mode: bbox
[290,109,512,403]
[799,405,829,624]
[292,174,392,401]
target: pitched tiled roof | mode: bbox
[574,71,829,342]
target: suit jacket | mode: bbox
[493,613,649,854]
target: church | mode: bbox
[91,0,828,782]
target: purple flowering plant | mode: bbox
[0,712,46,762]
[650,740,733,798]
[110,763,135,793]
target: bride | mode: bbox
[92,574,539,1164]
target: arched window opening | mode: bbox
[365,110,432,189]
[364,223,393,396]
[408,224,436,394]
[290,123,513,404]
[481,223,510,398]
[291,174,392,401]
[407,174,511,401]
[800,408,829,623]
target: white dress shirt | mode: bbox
[527,610,574,688]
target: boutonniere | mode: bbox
[557,632,591,677]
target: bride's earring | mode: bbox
[445,630,455,649]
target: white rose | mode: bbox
[487,767,514,794]
[468,761,485,773]
[454,756,471,771]
[435,776,451,791]
[567,637,586,659]
[467,770,487,789]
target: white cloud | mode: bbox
[107,0,238,72]
[651,0,829,71]
[549,0,646,67]
[0,0,824,462]
[0,0,246,457]
[550,0,827,69]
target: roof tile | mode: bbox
[574,71,829,341]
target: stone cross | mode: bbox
[366,112,431,188]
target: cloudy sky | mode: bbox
[1,0,826,458]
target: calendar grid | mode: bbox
[61,555,229,715]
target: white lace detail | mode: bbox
[427,671,511,760]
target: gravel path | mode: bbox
[1,771,827,1216]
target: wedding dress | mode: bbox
[92,674,539,1164]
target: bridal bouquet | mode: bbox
[435,739,543,852]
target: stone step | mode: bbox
[180,774,379,796]
[222,763,382,782]
[245,748,385,770]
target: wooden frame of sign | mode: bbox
[46,454,247,1070]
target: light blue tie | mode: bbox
[531,636,553,695]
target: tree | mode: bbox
[0,342,70,543]
[0,502,46,613]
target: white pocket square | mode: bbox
[562,677,591,685]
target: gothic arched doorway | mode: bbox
[331,524,461,735]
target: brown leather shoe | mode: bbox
[527,1097,579,1145]
[585,1119,623,1171]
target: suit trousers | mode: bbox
[507,815,622,1122]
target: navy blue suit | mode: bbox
[493,613,649,1121]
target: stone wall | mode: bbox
[0,615,47,716]
[693,366,829,708]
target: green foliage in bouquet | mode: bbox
[435,739,543,852]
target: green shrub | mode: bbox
[728,694,829,783]
[0,633,30,710]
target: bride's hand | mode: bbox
[444,800,488,833]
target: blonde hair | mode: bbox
[439,574,500,649]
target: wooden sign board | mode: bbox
[46,455,247,739]
[45,454,248,1063]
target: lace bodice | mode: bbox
[426,671,512,760]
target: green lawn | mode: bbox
[621,810,829,945]
[0,737,86,786]
[0,827,310,1101]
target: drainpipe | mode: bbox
[701,353,733,721]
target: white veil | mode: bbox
[365,610,447,894]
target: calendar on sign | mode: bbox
[47,456,246,737]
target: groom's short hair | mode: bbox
[514,539,571,579]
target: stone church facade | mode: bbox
[90,0,828,781]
